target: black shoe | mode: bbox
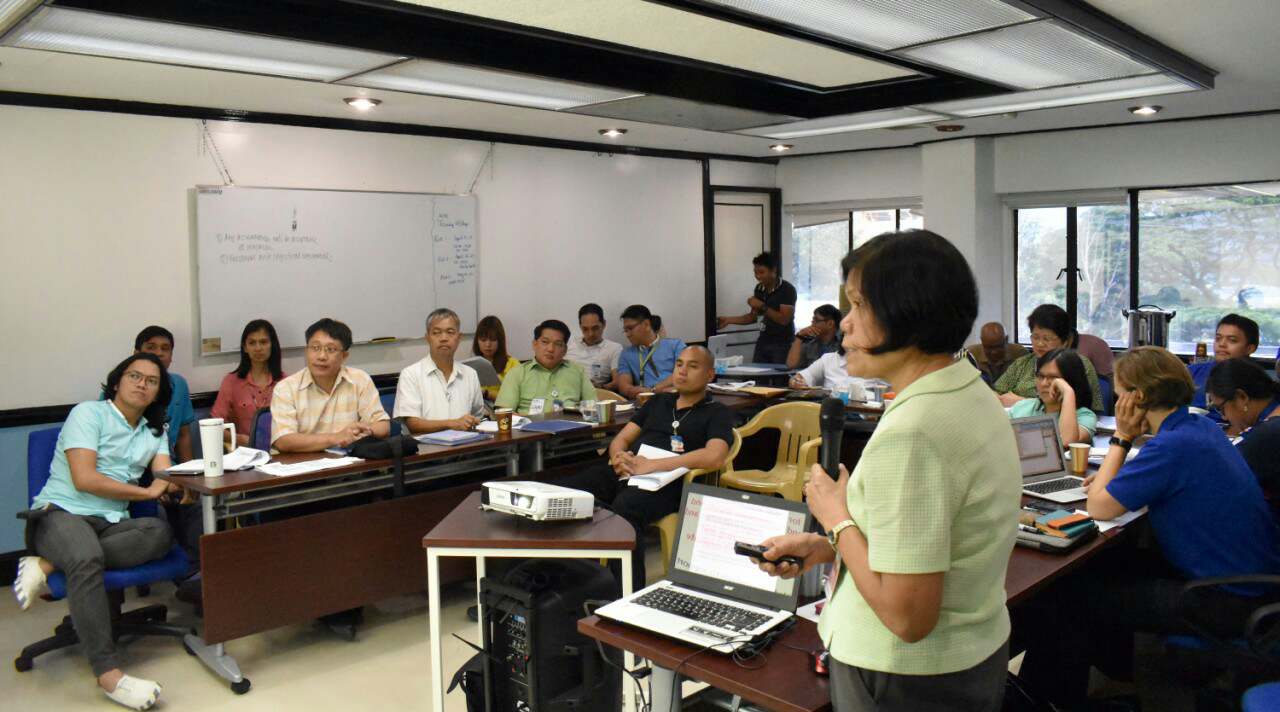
[466,605,479,622]
[175,576,203,607]
[319,608,363,641]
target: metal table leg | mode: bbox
[188,493,249,693]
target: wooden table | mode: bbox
[424,492,638,712]
[581,507,1145,712]
[155,430,548,690]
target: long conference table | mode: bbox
[154,389,1110,698]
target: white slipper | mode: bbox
[104,675,162,711]
[13,556,47,611]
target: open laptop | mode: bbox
[1014,415,1087,503]
[462,356,502,388]
[593,483,810,653]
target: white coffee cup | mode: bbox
[199,418,236,477]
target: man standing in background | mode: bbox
[716,251,796,364]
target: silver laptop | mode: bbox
[1014,415,1087,503]
[594,483,810,653]
[462,356,502,388]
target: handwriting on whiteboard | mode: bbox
[213,232,331,265]
[432,207,476,287]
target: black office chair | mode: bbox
[1168,575,1280,711]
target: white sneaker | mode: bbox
[104,675,162,711]
[13,556,47,611]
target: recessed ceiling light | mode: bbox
[1129,104,1162,116]
[343,97,382,111]
[598,128,628,138]
[769,144,794,152]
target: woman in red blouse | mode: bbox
[211,319,285,447]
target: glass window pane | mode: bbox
[898,208,924,231]
[790,218,848,321]
[1138,185,1280,355]
[1016,208,1068,343]
[853,209,896,246]
[1076,205,1130,347]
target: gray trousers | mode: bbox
[829,639,1008,712]
[29,508,173,676]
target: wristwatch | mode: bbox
[827,519,857,551]
[1108,435,1133,451]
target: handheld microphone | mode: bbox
[819,397,845,480]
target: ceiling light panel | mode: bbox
[0,0,41,35]
[6,7,403,82]
[898,20,1154,89]
[341,59,642,110]
[742,107,947,139]
[920,73,1197,117]
[698,0,1033,51]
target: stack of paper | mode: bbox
[708,381,755,393]
[259,456,364,477]
[416,430,491,446]
[167,447,271,474]
[626,444,690,492]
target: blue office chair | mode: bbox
[1097,375,1115,416]
[1244,681,1280,712]
[250,408,272,451]
[15,427,193,674]
[379,391,395,416]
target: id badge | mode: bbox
[528,398,546,416]
[670,435,685,453]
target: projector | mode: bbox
[481,481,595,521]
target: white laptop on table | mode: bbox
[593,483,810,653]
[1014,414,1088,503]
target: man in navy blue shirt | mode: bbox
[1189,314,1260,410]
[1019,346,1280,708]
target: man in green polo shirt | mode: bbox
[495,319,595,415]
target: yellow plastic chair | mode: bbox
[719,402,822,502]
[595,387,626,402]
[652,430,742,577]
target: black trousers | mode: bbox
[829,639,1008,712]
[753,339,791,365]
[556,462,685,589]
[1015,548,1276,706]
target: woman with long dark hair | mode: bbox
[472,315,520,401]
[13,353,185,709]
[1007,348,1097,443]
[210,319,285,447]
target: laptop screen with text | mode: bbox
[670,484,809,610]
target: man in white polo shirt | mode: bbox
[394,308,486,433]
[566,302,623,390]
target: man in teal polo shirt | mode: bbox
[616,304,687,399]
[495,319,595,414]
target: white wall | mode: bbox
[0,106,706,408]
[777,147,921,206]
[995,114,1280,194]
[709,159,776,188]
[775,113,1280,338]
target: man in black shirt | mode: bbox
[557,345,734,586]
[716,251,797,364]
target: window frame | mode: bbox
[1011,178,1280,356]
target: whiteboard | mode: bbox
[195,186,477,353]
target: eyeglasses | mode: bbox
[537,338,567,350]
[123,370,161,388]
[307,344,344,356]
[1029,334,1060,346]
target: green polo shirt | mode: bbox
[494,359,596,414]
[993,351,1104,411]
[818,359,1021,675]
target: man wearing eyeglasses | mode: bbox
[271,318,390,452]
[495,319,596,415]
[785,304,842,369]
